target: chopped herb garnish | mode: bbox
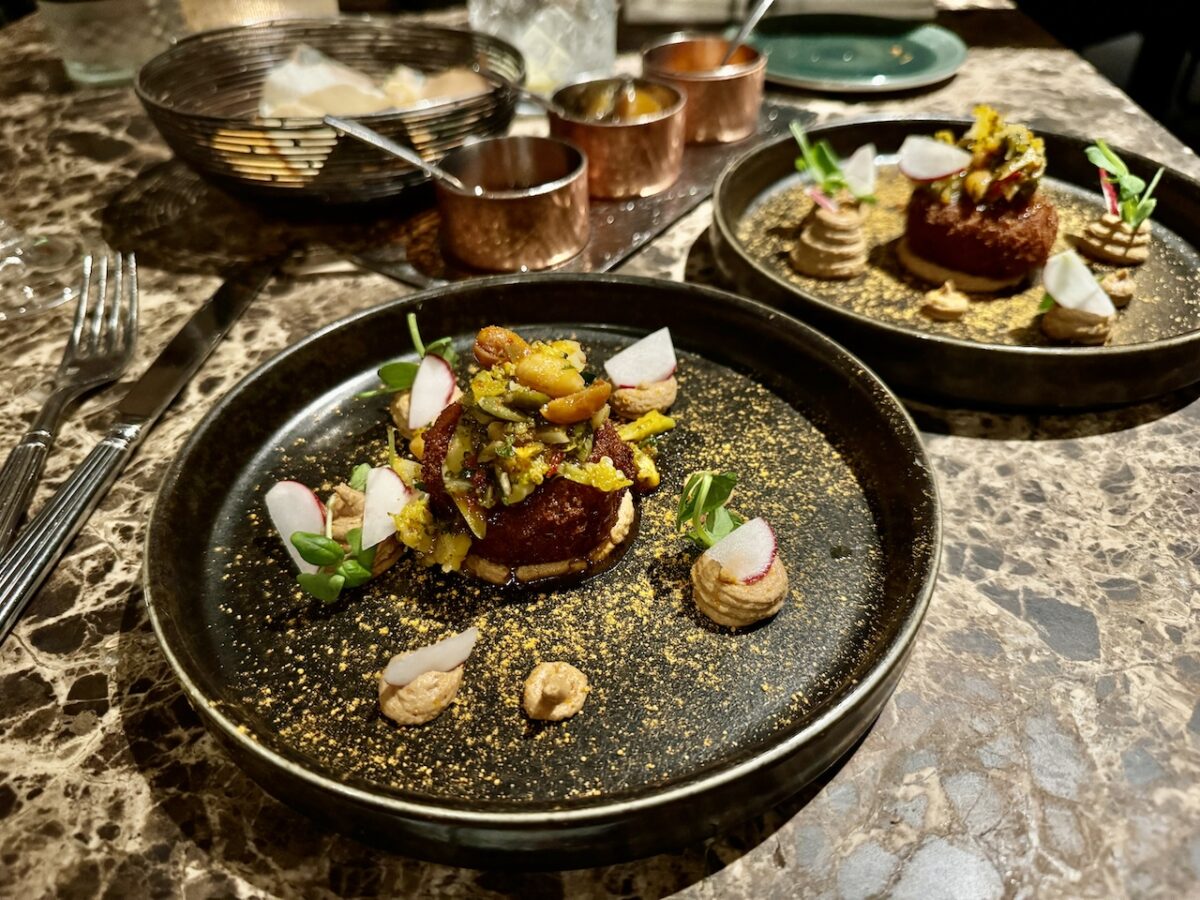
[1086,139,1163,229]
[676,470,746,549]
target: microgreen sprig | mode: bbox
[291,525,377,604]
[1086,139,1163,229]
[357,312,457,398]
[790,122,874,205]
[676,470,745,550]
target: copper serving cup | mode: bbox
[641,33,766,145]
[547,78,686,199]
[435,136,590,272]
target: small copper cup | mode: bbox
[548,78,686,200]
[435,136,590,272]
[641,33,766,145]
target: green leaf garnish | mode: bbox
[789,122,873,203]
[291,532,345,567]
[1037,294,1055,313]
[407,311,427,357]
[423,336,458,367]
[346,527,377,570]
[677,470,746,549]
[337,558,373,589]
[297,572,346,604]
[349,463,370,492]
[1087,139,1164,228]
[379,361,419,389]
[361,314,456,399]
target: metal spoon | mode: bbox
[323,115,473,193]
[722,0,775,66]
[471,66,568,117]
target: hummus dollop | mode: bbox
[691,553,789,628]
[611,376,678,419]
[1100,268,1136,308]
[379,666,463,726]
[789,204,868,279]
[523,661,589,721]
[921,280,970,321]
[1076,213,1151,265]
[1041,304,1113,345]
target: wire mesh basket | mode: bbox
[135,17,524,204]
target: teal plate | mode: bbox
[747,15,967,93]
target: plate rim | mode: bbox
[712,114,1200,363]
[751,16,967,93]
[142,272,941,831]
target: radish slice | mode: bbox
[807,186,837,212]
[383,627,480,687]
[604,327,676,388]
[361,467,413,549]
[265,481,326,574]
[1099,168,1119,216]
[1042,250,1116,317]
[843,143,877,197]
[408,354,457,431]
[704,517,777,585]
[898,135,971,182]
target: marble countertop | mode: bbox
[2,6,1198,899]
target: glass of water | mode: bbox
[38,0,180,86]
[468,0,618,95]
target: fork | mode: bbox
[0,252,137,552]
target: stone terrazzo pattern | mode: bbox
[1,6,1199,899]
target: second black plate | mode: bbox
[711,116,1200,408]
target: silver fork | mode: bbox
[0,252,138,551]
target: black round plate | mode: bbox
[143,274,939,868]
[710,116,1200,408]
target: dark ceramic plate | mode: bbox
[710,116,1200,408]
[143,275,939,868]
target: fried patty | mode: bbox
[905,188,1058,279]
[422,404,637,566]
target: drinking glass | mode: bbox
[37,0,179,86]
[468,0,618,95]
[0,221,79,322]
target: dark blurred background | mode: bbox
[4,0,1199,152]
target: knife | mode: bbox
[0,258,280,643]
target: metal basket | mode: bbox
[135,17,524,204]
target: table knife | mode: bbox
[0,258,280,643]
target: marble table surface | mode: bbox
[2,6,1198,899]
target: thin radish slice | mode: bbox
[704,517,777,585]
[807,186,837,212]
[604,327,676,388]
[898,135,972,182]
[1043,250,1116,317]
[361,467,413,549]
[265,481,326,574]
[1099,168,1119,216]
[383,627,480,687]
[408,354,457,431]
[843,143,877,197]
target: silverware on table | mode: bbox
[723,0,775,66]
[0,257,281,644]
[0,252,138,552]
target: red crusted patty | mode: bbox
[905,189,1058,279]
[422,404,637,566]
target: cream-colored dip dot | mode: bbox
[523,662,589,721]
[921,280,970,321]
[1041,304,1113,345]
[379,667,463,725]
[691,553,789,628]
[611,376,678,419]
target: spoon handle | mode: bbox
[724,0,775,65]
[323,115,470,193]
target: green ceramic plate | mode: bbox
[747,15,967,93]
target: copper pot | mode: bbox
[641,33,766,145]
[547,78,686,200]
[435,136,590,272]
